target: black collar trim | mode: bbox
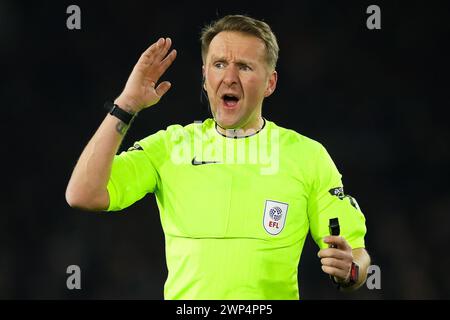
[214,118,266,139]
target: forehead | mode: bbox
[207,31,266,63]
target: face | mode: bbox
[203,31,277,130]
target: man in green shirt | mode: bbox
[66,15,371,299]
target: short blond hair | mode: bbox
[200,15,279,70]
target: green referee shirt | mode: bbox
[106,118,367,300]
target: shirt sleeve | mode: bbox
[106,129,167,212]
[307,144,367,250]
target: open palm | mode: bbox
[116,37,177,113]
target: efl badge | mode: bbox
[263,200,288,235]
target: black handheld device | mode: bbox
[328,218,340,248]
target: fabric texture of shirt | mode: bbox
[106,118,367,299]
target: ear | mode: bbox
[202,66,206,90]
[264,70,277,97]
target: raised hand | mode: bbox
[114,37,177,113]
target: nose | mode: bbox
[222,65,239,87]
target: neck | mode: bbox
[215,117,265,138]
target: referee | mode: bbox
[66,15,370,299]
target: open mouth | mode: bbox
[221,94,240,108]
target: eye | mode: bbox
[239,65,252,71]
[214,62,225,69]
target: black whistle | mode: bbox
[328,218,340,248]
[328,217,341,285]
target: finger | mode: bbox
[155,81,172,98]
[156,49,177,78]
[321,265,348,280]
[323,236,352,251]
[141,40,160,57]
[139,38,164,66]
[317,248,349,260]
[320,257,348,271]
[151,37,170,65]
[155,37,172,63]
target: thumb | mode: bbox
[155,81,172,98]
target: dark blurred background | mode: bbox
[1,0,449,299]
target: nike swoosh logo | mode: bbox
[191,157,221,166]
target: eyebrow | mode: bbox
[210,56,254,67]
